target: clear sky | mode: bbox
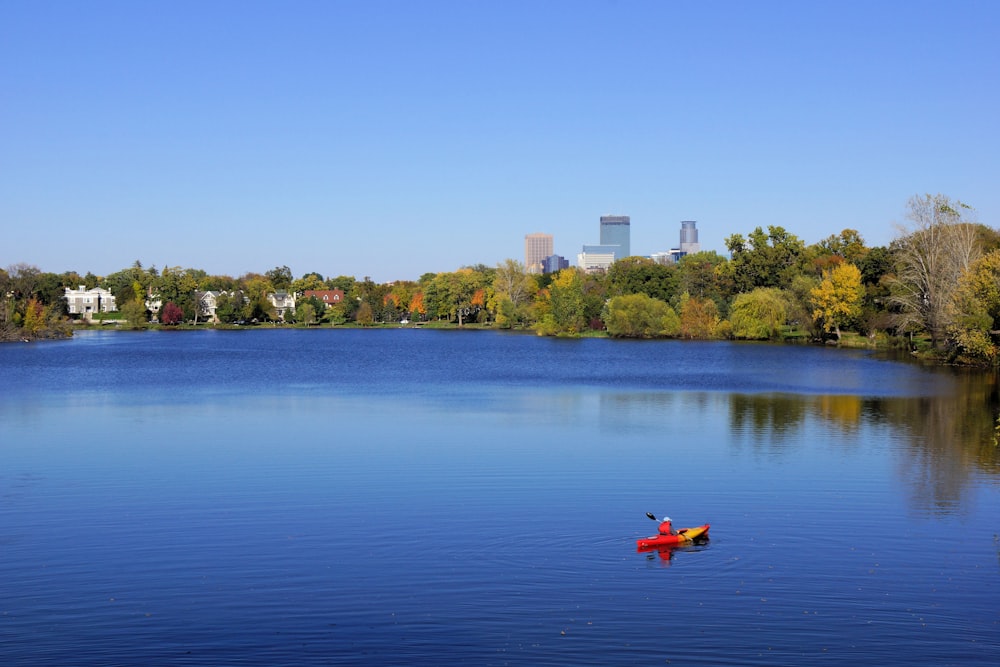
[2,1,998,282]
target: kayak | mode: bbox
[636,524,710,550]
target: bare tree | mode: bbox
[888,194,981,347]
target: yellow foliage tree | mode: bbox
[21,298,46,335]
[678,293,721,339]
[810,263,863,341]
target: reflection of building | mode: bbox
[64,286,116,318]
[599,215,631,260]
[525,233,554,274]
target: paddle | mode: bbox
[646,512,658,521]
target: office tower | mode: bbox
[680,221,700,254]
[577,249,616,274]
[543,255,569,273]
[525,233,554,274]
[600,215,630,260]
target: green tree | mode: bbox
[724,226,806,293]
[603,293,680,338]
[266,265,293,290]
[810,263,864,341]
[676,251,729,309]
[729,288,788,340]
[156,267,199,320]
[605,257,676,302]
[213,291,246,324]
[119,299,148,329]
[296,302,317,326]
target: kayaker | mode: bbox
[658,516,676,536]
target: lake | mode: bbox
[1,328,998,665]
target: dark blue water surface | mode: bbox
[1,329,998,665]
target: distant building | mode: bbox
[680,220,700,255]
[64,286,116,318]
[651,221,701,265]
[577,250,616,274]
[525,233,554,274]
[268,291,296,320]
[599,215,631,260]
[543,254,569,273]
[303,290,345,308]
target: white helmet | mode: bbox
[663,516,671,522]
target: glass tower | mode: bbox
[599,215,630,260]
[680,221,700,254]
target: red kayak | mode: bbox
[636,523,710,550]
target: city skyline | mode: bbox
[2,2,998,282]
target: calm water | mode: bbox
[1,329,998,666]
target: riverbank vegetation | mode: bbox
[4,194,1000,365]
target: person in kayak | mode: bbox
[658,516,676,536]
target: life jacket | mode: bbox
[658,520,673,535]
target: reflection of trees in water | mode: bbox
[728,394,808,456]
[726,372,999,513]
[868,370,1000,513]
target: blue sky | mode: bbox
[2,1,998,282]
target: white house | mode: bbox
[64,286,117,318]
[268,291,296,320]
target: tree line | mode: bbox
[4,194,1000,365]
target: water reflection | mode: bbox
[722,370,1000,514]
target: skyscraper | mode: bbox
[524,233,553,274]
[599,215,630,260]
[680,221,700,255]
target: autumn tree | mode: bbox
[887,194,981,347]
[355,301,374,326]
[423,269,488,325]
[679,293,722,339]
[729,288,788,340]
[408,292,426,322]
[491,259,532,328]
[535,268,586,336]
[291,272,326,293]
[948,249,1000,363]
[810,263,864,342]
[817,229,869,265]
[21,298,46,335]
[160,301,184,325]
